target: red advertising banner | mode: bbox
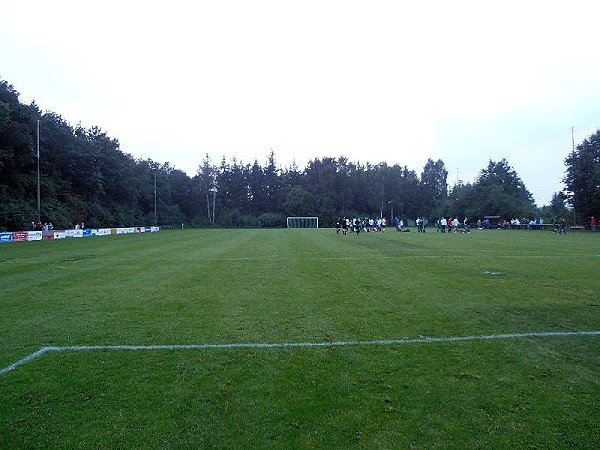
[12,232,28,242]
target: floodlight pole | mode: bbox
[154,171,157,226]
[36,119,41,223]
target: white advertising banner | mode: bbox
[65,229,83,238]
[27,231,43,241]
[1,225,158,244]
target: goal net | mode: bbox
[286,217,319,228]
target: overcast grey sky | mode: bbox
[2,0,599,205]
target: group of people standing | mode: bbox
[29,221,85,231]
[437,217,471,233]
[336,217,387,235]
[415,217,429,232]
[29,221,55,231]
[335,215,599,235]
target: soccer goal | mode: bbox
[286,217,319,228]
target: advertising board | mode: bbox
[0,232,13,243]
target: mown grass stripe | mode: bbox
[3,330,599,376]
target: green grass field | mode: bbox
[1,228,599,449]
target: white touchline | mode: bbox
[2,330,600,376]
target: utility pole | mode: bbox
[37,120,41,223]
[154,170,157,226]
[571,127,576,226]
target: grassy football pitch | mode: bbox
[1,228,599,448]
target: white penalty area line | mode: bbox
[2,330,600,377]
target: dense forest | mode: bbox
[1,79,598,231]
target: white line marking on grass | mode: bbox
[2,330,599,376]
[0,347,50,376]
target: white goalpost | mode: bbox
[286,216,319,228]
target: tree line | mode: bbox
[1,79,598,230]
